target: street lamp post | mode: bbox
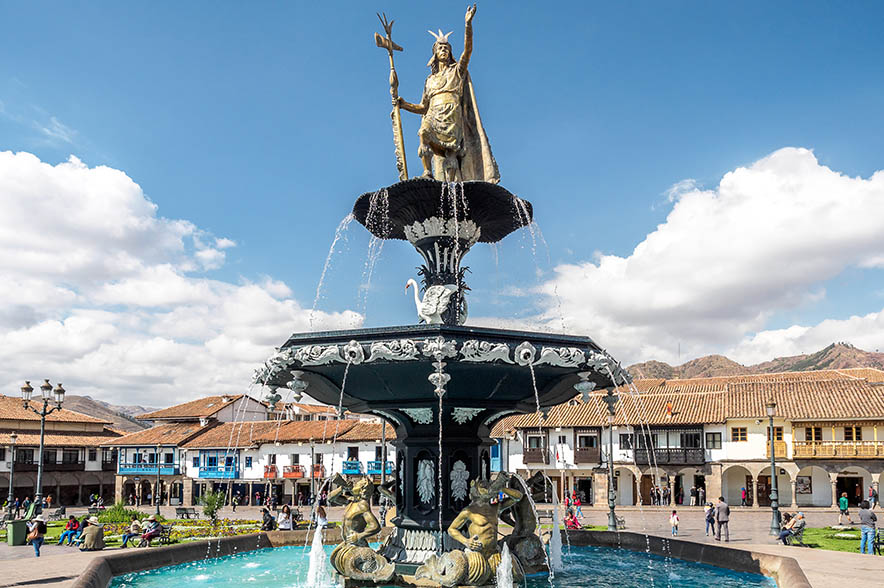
[379,421,388,525]
[20,380,65,512]
[766,400,781,536]
[6,432,17,518]
[603,388,619,531]
[155,444,161,516]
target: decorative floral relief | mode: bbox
[253,348,293,384]
[342,340,365,364]
[402,407,434,425]
[514,342,537,366]
[403,217,481,246]
[586,350,632,384]
[417,459,435,504]
[535,346,585,367]
[422,336,458,359]
[294,344,343,366]
[366,339,420,362]
[451,407,483,425]
[450,460,469,502]
[459,340,513,364]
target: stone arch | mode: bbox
[795,465,832,507]
[721,465,753,506]
[756,465,793,507]
[674,467,705,505]
[835,464,873,507]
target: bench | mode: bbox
[536,510,553,524]
[87,507,101,516]
[47,506,66,522]
[175,507,199,519]
[873,529,883,556]
[784,525,807,547]
[138,525,172,547]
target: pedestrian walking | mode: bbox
[740,487,747,507]
[714,497,730,542]
[574,494,583,518]
[839,492,852,525]
[670,510,679,536]
[704,502,715,536]
[690,486,697,506]
[27,514,47,557]
[698,486,705,505]
[232,492,239,513]
[13,497,21,518]
[858,500,877,554]
[869,485,879,510]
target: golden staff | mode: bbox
[374,13,408,181]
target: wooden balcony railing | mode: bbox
[634,448,705,465]
[263,465,278,479]
[283,465,305,478]
[312,464,326,478]
[575,447,601,464]
[524,447,548,464]
[766,441,788,459]
[793,440,884,458]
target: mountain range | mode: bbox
[627,342,884,380]
[62,395,158,432]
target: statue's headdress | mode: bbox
[427,29,455,68]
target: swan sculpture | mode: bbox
[406,279,458,324]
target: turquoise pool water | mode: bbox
[110,544,777,587]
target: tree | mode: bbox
[200,490,226,523]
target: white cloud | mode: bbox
[0,151,360,405]
[36,116,77,144]
[542,148,884,364]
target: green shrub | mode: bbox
[200,491,227,523]
[98,501,163,524]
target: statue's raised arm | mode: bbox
[393,3,499,183]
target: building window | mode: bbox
[705,432,722,449]
[681,432,702,448]
[164,453,174,464]
[292,453,300,464]
[375,446,383,461]
[577,434,598,448]
[16,448,35,463]
[805,427,822,442]
[619,433,633,450]
[268,454,277,465]
[766,427,784,441]
[193,456,199,467]
[88,449,97,461]
[44,449,57,464]
[62,449,79,464]
[557,435,567,445]
[347,446,359,460]
[207,455,218,467]
[0,448,5,461]
[245,456,252,468]
[731,427,748,442]
[527,435,544,449]
[844,426,863,441]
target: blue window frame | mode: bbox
[245,456,253,468]
[207,455,218,467]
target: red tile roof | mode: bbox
[254,419,359,444]
[336,422,396,442]
[101,422,212,446]
[181,421,287,449]
[136,395,246,420]
[0,428,121,447]
[0,395,109,424]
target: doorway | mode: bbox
[757,475,771,507]
[575,477,593,505]
[837,477,863,506]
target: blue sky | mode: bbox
[1,1,883,403]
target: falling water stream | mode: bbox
[305,524,331,587]
[310,213,355,329]
[495,542,514,588]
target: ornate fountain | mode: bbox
[256,7,629,587]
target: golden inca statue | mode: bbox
[395,4,500,183]
[416,475,523,587]
[328,475,395,583]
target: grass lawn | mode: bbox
[798,526,875,554]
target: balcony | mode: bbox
[102,459,117,471]
[283,465,306,478]
[766,441,788,459]
[12,460,86,472]
[198,466,239,479]
[575,447,601,464]
[366,461,394,475]
[312,464,326,478]
[264,465,278,479]
[118,463,180,476]
[524,447,549,464]
[793,440,884,458]
[342,460,364,475]
[634,448,705,465]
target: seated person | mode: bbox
[57,515,80,545]
[260,508,276,531]
[564,509,582,530]
[778,512,805,545]
[121,514,142,548]
[277,504,294,530]
[139,515,162,546]
[80,516,105,551]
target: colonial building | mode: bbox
[0,395,122,505]
[492,367,884,509]
[105,394,396,506]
